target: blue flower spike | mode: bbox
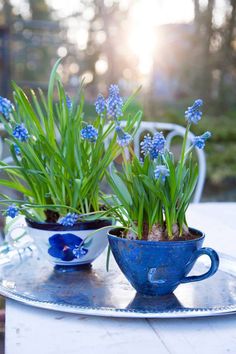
[106,84,123,119]
[151,132,166,159]
[13,124,29,142]
[95,94,106,115]
[0,96,13,119]
[140,134,153,156]
[193,131,211,149]
[59,213,79,227]
[154,165,170,182]
[14,144,21,156]
[115,125,132,147]
[140,132,166,160]
[81,124,98,143]
[185,99,203,125]
[6,204,19,218]
[109,85,120,97]
[66,95,72,111]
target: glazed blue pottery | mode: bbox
[108,228,219,296]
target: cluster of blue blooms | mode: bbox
[140,132,170,182]
[185,99,203,125]
[140,132,166,160]
[0,96,13,119]
[14,144,21,156]
[185,100,212,149]
[81,124,98,142]
[59,213,79,227]
[140,134,152,155]
[115,125,132,147]
[0,98,26,219]
[66,95,73,111]
[106,85,123,119]
[6,204,19,218]
[95,94,106,115]
[94,84,133,147]
[0,97,28,155]
[154,165,170,182]
[13,124,29,142]
[95,84,123,119]
[193,131,211,149]
[138,99,210,185]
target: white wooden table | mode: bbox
[4,203,236,354]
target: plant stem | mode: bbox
[176,123,191,189]
[180,123,191,170]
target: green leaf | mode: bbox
[137,196,144,239]
[108,169,132,207]
[0,179,33,196]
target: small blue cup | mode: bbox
[108,228,219,296]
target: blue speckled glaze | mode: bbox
[108,228,219,296]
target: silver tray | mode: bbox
[0,247,236,318]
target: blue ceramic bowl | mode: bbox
[108,228,219,296]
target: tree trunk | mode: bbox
[218,0,236,109]
[193,0,201,35]
[201,0,215,103]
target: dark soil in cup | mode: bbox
[44,204,108,223]
[111,224,201,242]
[45,209,60,223]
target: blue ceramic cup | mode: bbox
[108,228,219,296]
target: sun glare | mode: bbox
[128,1,158,75]
[128,0,194,75]
[46,0,194,77]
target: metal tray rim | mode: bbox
[1,284,236,318]
[1,251,236,318]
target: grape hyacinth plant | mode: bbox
[81,124,98,142]
[0,59,142,224]
[6,204,19,218]
[106,99,211,241]
[0,96,13,119]
[59,213,79,227]
[12,124,29,142]
[106,84,123,119]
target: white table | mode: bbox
[5,203,236,354]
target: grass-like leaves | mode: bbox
[0,59,142,222]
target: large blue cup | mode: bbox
[108,228,219,296]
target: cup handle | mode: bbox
[180,247,219,284]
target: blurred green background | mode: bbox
[0,0,236,200]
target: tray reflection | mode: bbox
[0,249,236,318]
